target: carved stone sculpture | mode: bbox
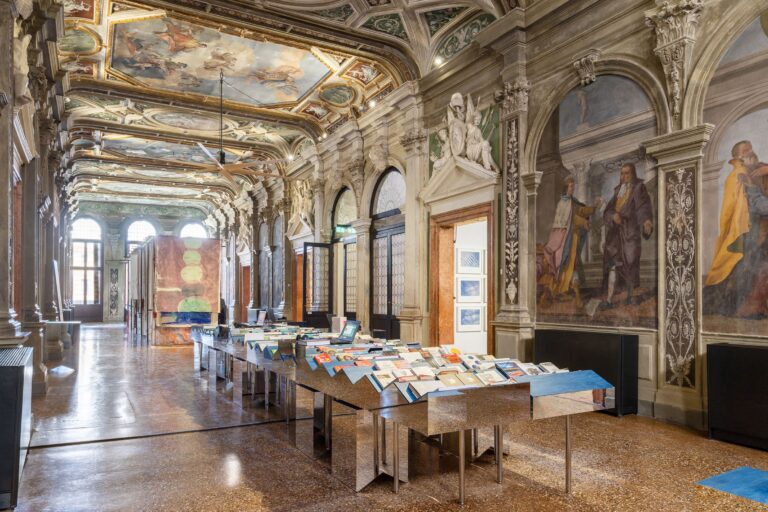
[368,143,388,173]
[447,93,467,157]
[13,22,33,105]
[430,128,452,175]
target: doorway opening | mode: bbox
[429,203,494,354]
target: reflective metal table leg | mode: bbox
[381,416,387,465]
[459,429,466,505]
[373,412,379,475]
[494,425,503,484]
[324,394,333,452]
[393,421,399,494]
[264,370,270,410]
[473,428,478,458]
[565,415,572,495]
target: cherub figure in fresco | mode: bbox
[203,48,237,71]
[251,65,301,96]
[155,19,207,53]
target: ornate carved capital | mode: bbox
[39,117,57,147]
[399,128,426,153]
[495,78,531,117]
[646,0,704,122]
[344,157,366,198]
[573,49,601,86]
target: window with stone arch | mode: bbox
[332,187,357,240]
[71,217,103,305]
[179,222,208,239]
[126,219,157,256]
[371,168,406,219]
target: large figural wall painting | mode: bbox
[110,17,330,105]
[535,75,658,328]
[702,14,768,337]
[154,236,220,324]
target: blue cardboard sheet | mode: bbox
[515,370,612,397]
[698,467,768,505]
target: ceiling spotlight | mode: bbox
[288,154,294,162]
[368,100,377,108]
[434,56,444,66]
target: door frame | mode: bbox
[302,242,333,328]
[370,222,405,339]
[428,202,495,353]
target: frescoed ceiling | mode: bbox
[58,0,505,215]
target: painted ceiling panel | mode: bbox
[110,17,331,106]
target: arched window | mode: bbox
[71,218,103,305]
[371,169,405,218]
[332,188,357,239]
[126,219,157,255]
[179,222,208,239]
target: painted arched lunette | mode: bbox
[360,163,406,218]
[683,0,768,129]
[367,166,407,218]
[704,93,768,164]
[322,179,357,233]
[523,56,670,176]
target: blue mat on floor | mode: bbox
[698,466,768,504]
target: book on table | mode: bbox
[457,372,484,386]
[408,380,442,398]
[354,360,373,367]
[435,364,465,375]
[393,368,418,382]
[475,369,508,386]
[537,362,561,374]
[314,353,332,364]
[496,361,527,379]
[519,362,544,376]
[437,373,463,388]
[411,366,436,380]
[374,360,397,371]
[372,370,395,389]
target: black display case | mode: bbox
[533,329,638,416]
[0,347,33,509]
[707,342,768,451]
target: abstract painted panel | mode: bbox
[154,236,220,318]
[534,75,658,328]
[435,13,495,61]
[362,13,408,40]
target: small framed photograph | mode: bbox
[456,306,483,332]
[456,277,483,303]
[456,248,483,274]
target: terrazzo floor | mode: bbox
[17,325,768,511]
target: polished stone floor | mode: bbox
[17,325,768,511]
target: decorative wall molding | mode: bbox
[573,49,601,86]
[399,128,426,153]
[504,116,520,305]
[663,167,696,388]
[645,0,704,122]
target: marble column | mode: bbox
[0,0,28,348]
[397,128,428,343]
[20,159,48,394]
[644,124,713,429]
[351,218,372,333]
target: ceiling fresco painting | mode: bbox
[110,17,331,105]
[57,0,503,218]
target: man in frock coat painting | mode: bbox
[601,163,654,307]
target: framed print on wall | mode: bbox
[456,248,483,274]
[456,306,483,332]
[456,277,483,303]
